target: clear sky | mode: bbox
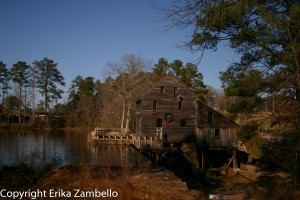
[0,0,238,95]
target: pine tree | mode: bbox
[11,61,31,123]
[33,57,65,113]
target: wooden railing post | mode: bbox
[233,147,237,169]
[156,127,163,140]
[201,151,205,171]
[137,136,140,149]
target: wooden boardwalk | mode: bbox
[89,127,164,151]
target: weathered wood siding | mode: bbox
[196,128,236,147]
[196,102,238,148]
[197,102,238,129]
[136,74,197,143]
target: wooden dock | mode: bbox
[89,127,164,151]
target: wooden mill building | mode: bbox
[136,73,197,143]
[135,73,239,170]
[135,73,238,149]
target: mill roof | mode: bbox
[136,72,198,102]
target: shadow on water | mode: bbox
[140,148,210,191]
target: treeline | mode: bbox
[0,57,65,125]
[0,55,209,130]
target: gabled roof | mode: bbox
[136,72,198,102]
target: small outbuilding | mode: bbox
[196,102,238,148]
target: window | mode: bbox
[136,100,141,110]
[178,101,182,110]
[208,111,213,123]
[180,119,186,127]
[153,100,157,110]
[174,87,178,94]
[215,129,220,137]
[156,119,162,127]
[161,86,165,93]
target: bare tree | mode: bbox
[108,54,154,133]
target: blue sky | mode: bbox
[0,0,238,95]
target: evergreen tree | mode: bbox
[153,58,207,101]
[3,95,20,114]
[67,76,97,127]
[68,75,83,109]
[153,58,169,79]
[33,57,65,112]
[220,65,264,124]
[11,61,31,123]
[0,61,10,104]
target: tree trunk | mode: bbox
[2,83,4,104]
[18,84,22,124]
[121,100,126,130]
[24,90,26,123]
[125,103,131,134]
[44,92,50,128]
[31,86,36,124]
[44,93,47,113]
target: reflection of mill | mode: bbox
[88,144,148,167]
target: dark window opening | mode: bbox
[174,87,178,94]
[215,129,220,137]
[208,111,213,123]
[161,86,165,93]
[156,119,162,127]
[136,100,141,110]
[180,119,186,127]
[153,100,157,110]
[178,101,182,110]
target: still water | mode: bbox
[0,130,148,168]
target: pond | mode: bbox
[0,130,148,168]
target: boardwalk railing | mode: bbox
[89,127,164,151]
[132,136,163,150]
[91,127,125,136]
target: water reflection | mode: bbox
[0,130,147,168]
[88,144,147,166]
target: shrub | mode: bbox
[237,123,258,142]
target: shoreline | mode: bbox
[0,124,94,132]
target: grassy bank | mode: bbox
[0,163,203,200]
[2,162,300,199]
